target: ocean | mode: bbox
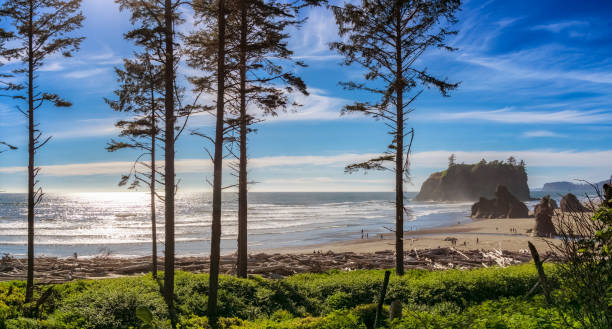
[0,192,548,258]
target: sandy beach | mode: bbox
[265,216,557,255]
[0,216,557,283]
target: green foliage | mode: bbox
[287,265,551,309]
[553,194,612,327]
[0,265,560,328]
[392,296,565,329]
[51,275,168,329]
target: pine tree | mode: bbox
[228,0,312,278]
[187,3,314,322]
[105,53,164,279]
[115,0,188,321]
[332,0,460,275]
[0,0,84,301]
[448,153,456,167]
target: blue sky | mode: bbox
[1,0,611,192]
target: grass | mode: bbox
[0,264,563,328]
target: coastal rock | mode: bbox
[560,193,589,212]
[416,160,530,201]
[604,183,612,207]
[533,195,556,237]
[549,198,558,210]
[471,185,529,219]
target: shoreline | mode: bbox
[262,216,556,255]
[0,216,556,283]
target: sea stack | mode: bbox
[416,159,530,201]
[533,195,556,237]
[560,193,589,212]
[471,185,529,219]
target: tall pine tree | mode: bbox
[105,53,164,279]
[331,0,460,275]
[227,0,311,278]
[0,0,84,301]
[115,0,186,320]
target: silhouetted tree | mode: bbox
[0,0,84,302]
[227,0,312,278]
[185,0,233,321]
[333,0,460,275]
[105,53,164,279]
[184,0,227,323]
[187,5,312,322]
[507,156,516,166]
[115,0,193,321]
[448,153,456,167]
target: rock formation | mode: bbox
[604,183,612,208]
[533,195,556,237]
[560,193,589,212]
[416,160,530,201]
[549,198,558,210]
[471,185,529,219]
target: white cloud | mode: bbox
[64,68,108,79]
[265,89,348,122]
[522,130,565,138]
[289,6,340,61]
[187,88,351,126]
[420,108,612,124]
[251,177,391,192]
[48,118,121,139]
[2,150,612,177]
[40,62,65,72]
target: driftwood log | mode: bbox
[0,248,538,283]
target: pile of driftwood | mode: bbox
[0,248,536,283]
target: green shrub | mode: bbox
[0,264,559,328]
[52,275,168,329]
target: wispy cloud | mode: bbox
[48,118,121,139]
[188,88,350,126]
[2,150,612,176]
[64,68,108,79]
[420,108,612,124]
[40,62,65,72]
[458,50,612,85]
[522,130,565,138]
[531,20,589,33]
[265,89,348,122]
[495,17,523,28]
[289,6,340,61]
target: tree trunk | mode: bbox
[394,6,404,276]
[208,0,226,323]
[25,0,35,302]
[236,0,248,279]
[150,84,157,279]
[163,0,176,320]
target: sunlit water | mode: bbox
[0,192,547,258]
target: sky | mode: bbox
[0,0,611,193]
